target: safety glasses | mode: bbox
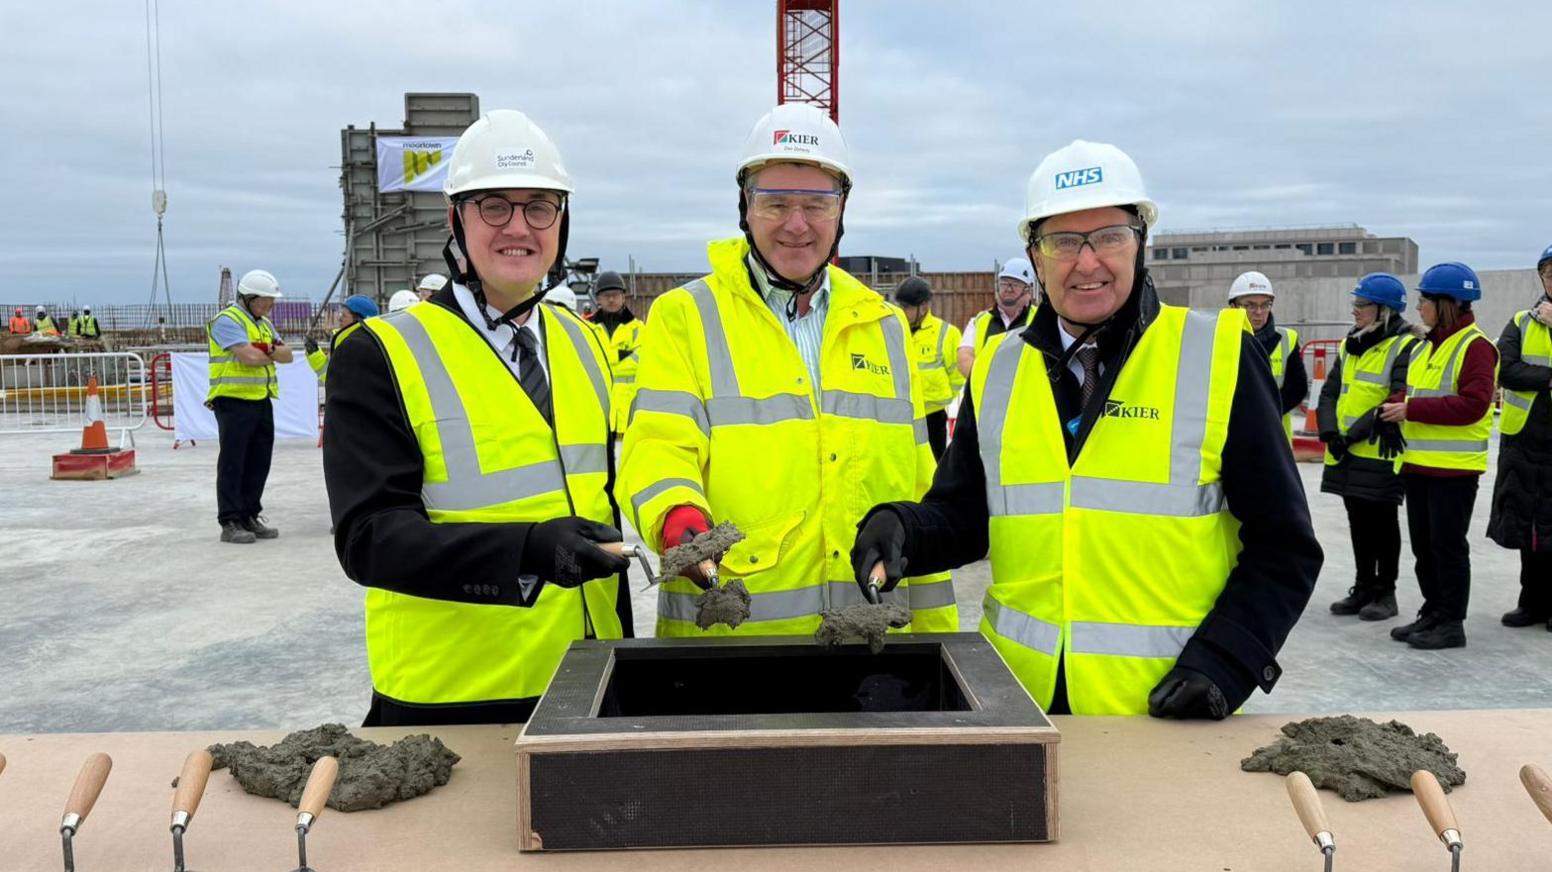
[747,188,842,223]
[1032,224,1141,261]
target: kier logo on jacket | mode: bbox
[1101,399,1161,420]
[851,353,891,376]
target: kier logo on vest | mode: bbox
[1102,399,1161,420]
[851,353,890,376]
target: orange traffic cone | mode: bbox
[52,375,138,479]
[79,376,109,451]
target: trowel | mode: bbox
[1411,770,1463,872]
[0,750,6,777]
[288,756,339,872]
[59,752,113,872]
[1522,764,1552,826]
[1284,771,1335,872]
[168,750,214,872]
[602,541,720,590]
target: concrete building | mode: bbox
[1147,225,1419,307]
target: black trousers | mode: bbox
[1519,548,1552,615]
[1343,496,1401,593]
[1404,474,1480,621]
[212,396,274,525]
[926,409,949,460]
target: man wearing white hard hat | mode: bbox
[206,269,294,544]
[387,289,419,313]
[853,140,1321,718]
[323,109,630,727]
[1228,271,1309,440]
[416,273,447,302]
[957,256,1035,378]
[619,103,956,636]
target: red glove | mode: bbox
[251,341,273,355]
[662,505,711,551]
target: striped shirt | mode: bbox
[748,256,831,393]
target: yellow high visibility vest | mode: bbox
[1501,311,1551,437]
[205,304,278,401]
[601,317,643,435]
[911,312,965,414]
[35,315,60,336]
[1325,333,1415,469]
[972,306,1033,352]
[359,299,621,706]
[1402,323,1495,472]
[305,347,328,378]
[970,306,1245,715]
[1267,326,1300,440]
[618,237,956,636]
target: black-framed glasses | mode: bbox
[462,195,563,230]
[1032,224,1141,261]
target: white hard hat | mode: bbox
[35,305,45,313]
[237,269,283,298]
[998,256,1035,285]
[1019,140,1158,243]
[737,103,852,188]
[545,285,578,311]
[82,305,91,312]
[1228,271,1275,301]
[417,273,448,292]
[444,109,573,200]
[388,289,420,312]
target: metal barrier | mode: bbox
[148,352,175,431]
[1298,339,1344,436]
[0,352,150,435]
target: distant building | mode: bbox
[837,255,915,287]
[1146,224,1419,307]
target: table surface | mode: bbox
[1,710,1548,871]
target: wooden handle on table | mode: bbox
[1522,764,1552,824]
[298,757,338,820]
[1286,772,1331,841]
[1411,770,1459,837]
[64,753,113,823]
[0,751,6,778]
[172,750,214,819]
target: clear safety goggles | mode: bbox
[747,188,842,223]
[1032,224,1141,261]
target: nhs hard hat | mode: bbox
[1417,262,1482,303]
[737,103,852,189]
[1228,271,1275,302]
[444,110,573,199]
[1020,140,1158,243]
[237,270,283,298]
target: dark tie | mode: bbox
[513,327,553,426]
[1077,344,1101,411]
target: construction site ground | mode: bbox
[4,428,1547,733]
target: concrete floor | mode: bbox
[1,428,1546,734]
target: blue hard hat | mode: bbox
[343,294,380,319]
[1416,262,1481,303]
[1352,273,1406,310]
[1538,243,1552,270]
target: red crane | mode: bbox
[776,0,839,123]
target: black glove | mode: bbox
[1374,419,1406,460]
[1147,667,1230,720]
[521,517,630,589]
[851,509,908,596]
[1321,432,1348,461]
[304,337,320,355]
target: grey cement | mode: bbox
[815,602,913,654]
[1241,715,1466,801]
[693,578,751,630]
[1,427,1548,734]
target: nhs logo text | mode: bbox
[1054,167,1104,190]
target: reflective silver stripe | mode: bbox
[687,279,740,398]
[1526,354,1552,366]
[1504,391,1534,410]
[982,596,1060,656]
[381,311,572,513]
[1408,438,1489,453]
[821,390,914,425]
[914,418,929,444]
[1069,621,1194,659]
[550,311,610,416]
[614,376,635,385]
[998,482,1064,515]
[1516,312,1552,365]
[659,585,824,624]
[209,353,235,363]
[1410,332,1475,398]
[827,580,906,609]
[918,361,942,371]
[630,476,704,524]
[1342,415,1359,427]
[978,330,1047,516]
[880,315,912,403]
[906,577,957,610]
[208,376,272,386]
[706,394,814,426]
[1171,311,1220,485]
[935,316,951,364]
[1353,370,1388,385]
[559,444,606,474]
[1070,477,1225,517]
[632,388,710,436]
[688,278,817,429]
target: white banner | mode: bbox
[170,353,321,442]
[376,136,459,193]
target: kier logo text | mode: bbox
[851,354,890,376]
[1102,399,1160,420]
[773,130,820,147]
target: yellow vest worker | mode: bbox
[894,275,964,460]
[1495,308,1550,438]
[206,303,279,402]
[853,139,1321,718]
[34,311,60,336]
[1229,271,1308,442]
[591,270,642,438]
[305,295,380,381]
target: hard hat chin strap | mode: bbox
[443,198,569,330]
[737,185,844,322]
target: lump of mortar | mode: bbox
[1240,715,1465,802]
[660,522,745,580]
[208,723,460,812]
[695,578,753,630]
[815,602,912,654]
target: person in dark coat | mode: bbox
[1317,273,1422,621]
[1486,244,1552,631]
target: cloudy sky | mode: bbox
[7,1,1550,304]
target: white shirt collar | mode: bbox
[452,282,544,361]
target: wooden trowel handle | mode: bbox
[1285,771,1331,841]
[599,542,628,558]
[172,750,214,820]
[0,751,6,778]
[1411,770,1458,837]
[1522,764,1552,825]
[298,756,338,821]
[64,753,113,824]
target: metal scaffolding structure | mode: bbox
[777,0,839,122]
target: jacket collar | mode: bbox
[706,236,890,326]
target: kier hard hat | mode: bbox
[237,269,283,299]
[444,109,573,199]
[998,256,1035,285]
[1228,271,1274,302]
[388,289,420,312]
[1417,262,1482,303]
[1352,273,1407,311]
[737,103,852,189]
[416,273,448,292]
[1020,140,1158,243]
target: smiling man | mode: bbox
[619,103,956,637]
[851,140,1322,718]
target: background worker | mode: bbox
[305,294,378,380]
[620,102,956,636]
[1486,244,1552,631]
[591,270,642,439]
[68,305,100,338]
[852,140,1321,719]
[895,275,963,459]
[1381,262,1499,650]
[206,269,292,544]
[957,257,1035,377]
[416,273,448,302]
[1228,271,1309,439]
[1316,273,1421,621]
[9,307,32,334]
[323,109,630,727]
[388,289,419,312]
[33,306,60,336]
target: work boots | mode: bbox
[220,522,256,544]
[1407,620,1467,650]
[1330,585,1377,616]
[1390,610,1438,642]
[242,516,279,540]
[1359,593,1398,621]
[1502,607,1552,627]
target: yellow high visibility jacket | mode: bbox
[1267,326,1300,440]
[971,306,1245,715]
[971,306,1033,352]
[618,237,956,636]
[306,347,329,378]
[599,317,643,435]
[358,299,621,706]
[911,312,964,414]
[1403,323,1496,472]
[205,304,278,401]
[1324,333,1415,469]
[35,315,60,336]
[1501,310,1551,437]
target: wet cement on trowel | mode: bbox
[207,723,460,812]
[694,578,752,630]
[815,602,912,654]
[1241,715,1466,801]
[661,523,750,629]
